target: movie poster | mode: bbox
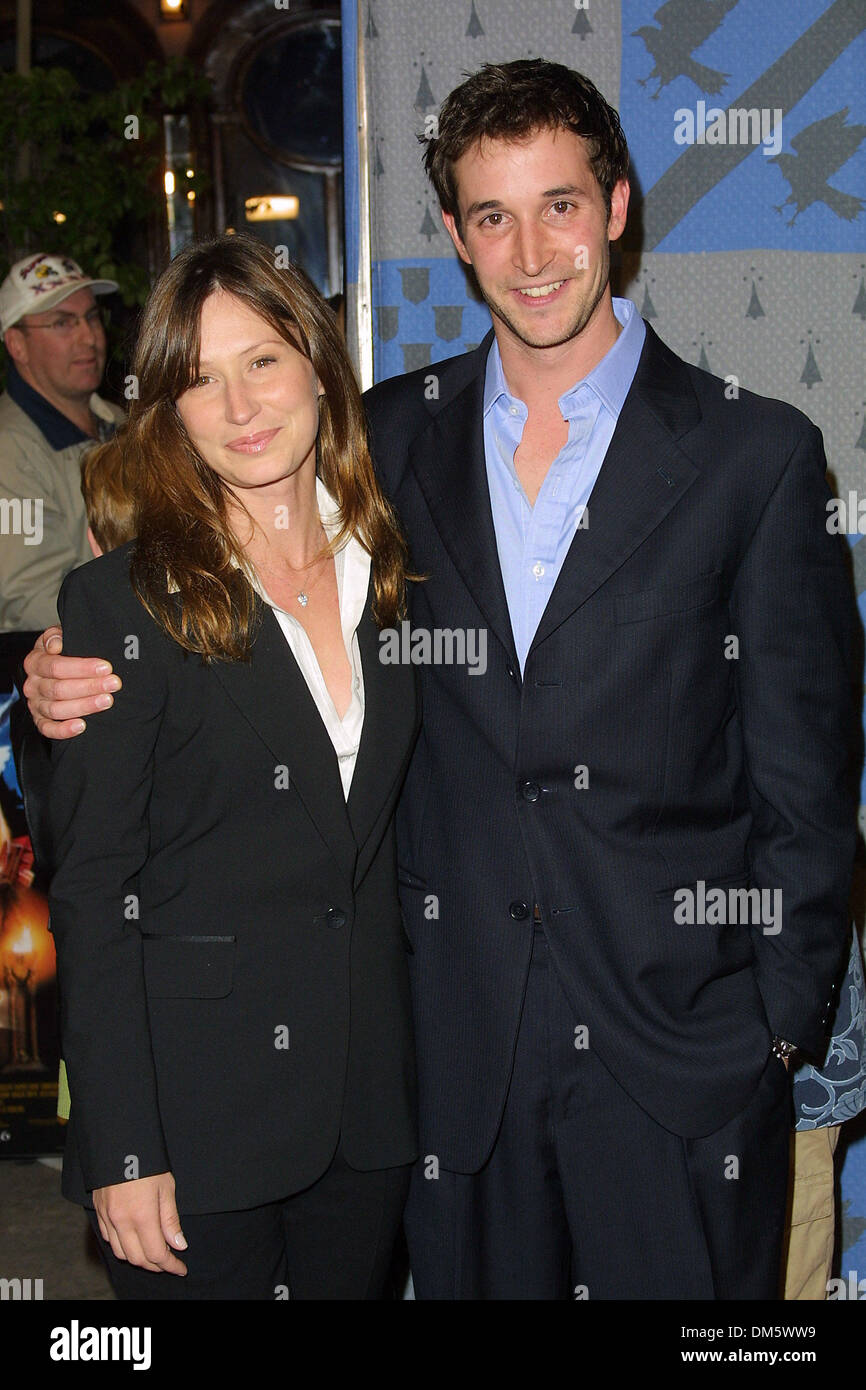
[0,646,64,1158]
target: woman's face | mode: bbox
[175,289,321,498]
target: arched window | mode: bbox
[191,0,343,298]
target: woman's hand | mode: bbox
[23,626,121,738]
[92,1172,188,1275]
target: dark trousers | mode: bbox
[89,1142,411,1300]
[405,925,792,1300]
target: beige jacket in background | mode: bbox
[0,389,124,632]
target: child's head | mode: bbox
[80,438,136,556]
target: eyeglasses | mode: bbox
[17,306,106,336]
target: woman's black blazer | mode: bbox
[45,541,419,1214]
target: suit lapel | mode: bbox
[528,324,703,657]
[408,336,520,671]
[347,592,418,885]
[211,601,356,872]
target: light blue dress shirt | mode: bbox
[483,296,646,671]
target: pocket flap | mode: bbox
[615,572,722,625]
[142,935,236,999]
[397,866,428,890]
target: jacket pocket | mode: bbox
[397,866,428,890]
[142,934,236,999]
[654,868,750,900]
[615,572,722,625]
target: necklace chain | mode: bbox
[254,526,329,608]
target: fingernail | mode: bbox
[94,662,112,673]
[70,720,86,734]
[103,677,121,692]
[174,1232,188,1250]
[95,694,113,709]
[46,637,63,651]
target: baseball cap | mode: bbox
[0,253,118,333]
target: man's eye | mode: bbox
[481,213,504,227]
[550,201,573,215]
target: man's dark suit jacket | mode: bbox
[45,541,419,1214]
[364,321,859,1170]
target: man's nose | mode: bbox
[75,314,103,351]
[512,221,554,278]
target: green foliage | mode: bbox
[0,58,209,308]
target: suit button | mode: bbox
[506,665,516,680]
[509,900,529,921]
[520,781,541,802]
[326,907,346,929]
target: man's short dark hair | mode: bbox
[423,59,630,230]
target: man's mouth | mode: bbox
[514,280,566,301]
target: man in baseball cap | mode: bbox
[0,254,125,632]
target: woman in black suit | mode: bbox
[44,234,419,1299]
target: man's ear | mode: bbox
[441,210,472,266]
[4,327,28,368]
[607,178,630,244]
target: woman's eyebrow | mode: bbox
[197,338,285,367]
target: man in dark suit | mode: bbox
[22,59,859,1299]
[362,59,858,1300]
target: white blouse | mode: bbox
[250,479,370,799]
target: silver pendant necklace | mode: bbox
[255,523,327,610]
[294,553,328,608]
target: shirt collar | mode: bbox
[483,334,516,420]
[4,360,116,450]
[483,296,646,422]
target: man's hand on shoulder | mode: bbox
[23,626,121,738]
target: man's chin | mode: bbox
[70,370,102,392]
[492,307,587,351]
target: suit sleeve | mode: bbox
[729,422,859,1056]
[46,558,171,1191]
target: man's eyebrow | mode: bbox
[464,185,585,219]
[465,199,504,219]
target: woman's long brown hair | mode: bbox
[118,234,408,661]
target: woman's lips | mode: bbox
[225,428,281,454]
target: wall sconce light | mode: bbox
[159,0,189,21]
[245,196,300,223]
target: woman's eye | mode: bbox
[251,356,276,368]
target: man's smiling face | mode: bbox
[442,125,629,353]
